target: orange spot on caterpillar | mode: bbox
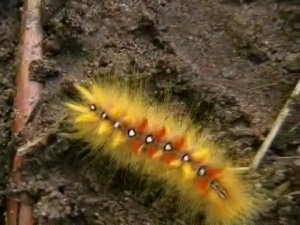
[206,168,223,179]
[129,139,143,154]
[153,127,166,142]
[145,145,159,159]
[136,118,148,133]
[172,136,186,150]
[195,178,210,194]
[162,154,175,164]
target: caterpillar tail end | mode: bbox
[204,167,259,225]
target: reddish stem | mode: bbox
[7,0,43,225]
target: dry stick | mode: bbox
[6,1,43,225]
[250,79,300,170]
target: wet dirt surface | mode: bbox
[0,0,299,224]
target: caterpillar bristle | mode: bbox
[65,80,260,225]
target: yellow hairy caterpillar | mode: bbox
[65,79,258,225]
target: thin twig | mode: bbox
[6,1,43,225]
[249,82,279,91]
[276,156,300,160]
[250,79,300,170]
[231,167,250,173]
[17,115,67,156]
[284,190,300,197]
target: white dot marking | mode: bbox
[101,112,108,119]
[182,154,190,162]
[89,104,97,111]
[145,135,154,144]
[114,121,121,129]
[198,167,206,176]
[164,143,172,151]
[128,129,136,137]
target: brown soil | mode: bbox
[0,0,299,224]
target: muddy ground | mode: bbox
[0,0,299,224]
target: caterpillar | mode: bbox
[65,79,259,225]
